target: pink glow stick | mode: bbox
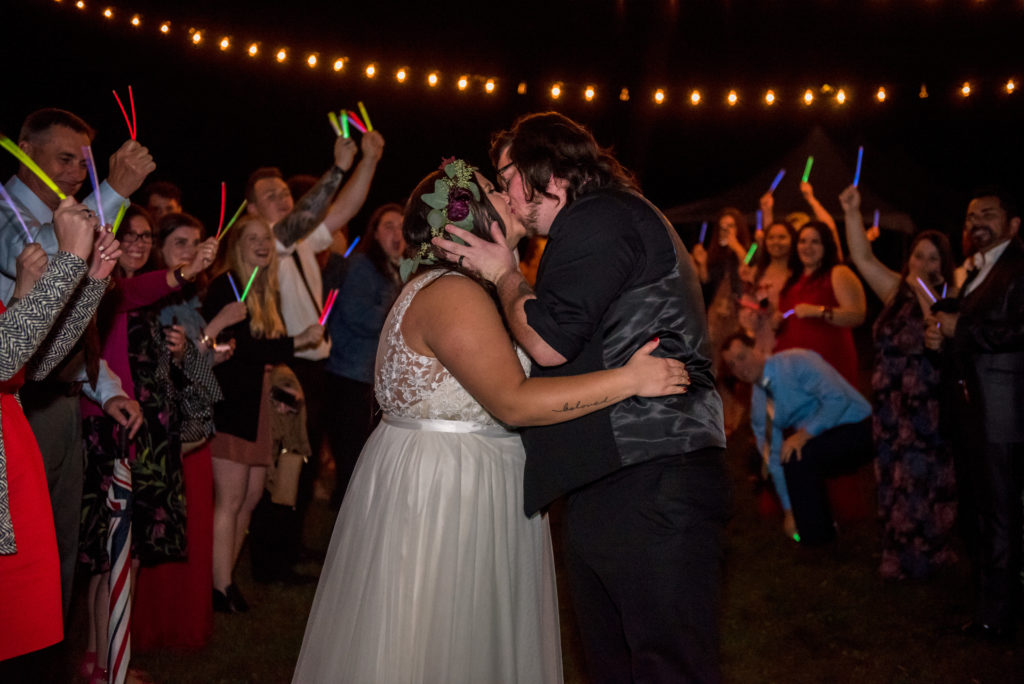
[216,182,226,238]
[112,88,136,139]
[319,288,339,325]
[346,111,368,134]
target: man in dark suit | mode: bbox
[929,189,1024,639]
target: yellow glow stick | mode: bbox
[0,136,66,200]
[327,111,342,137]
[357,101,373,132]
[218,199,248,241]
[111,201,129,236]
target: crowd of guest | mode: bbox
[0,101,1021,684]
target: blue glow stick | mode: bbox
[852,146,864,187]
[756,210,763,232]
[783,309,795,319]
[769,168,785,193]
[82,146,105,227]
[699,221,708,244]
[0,183,33,243]
[872,209,880,227]
[227,272,241,301]
[343,235,360,258]
[915,276,937,304]
[941,283,947,299]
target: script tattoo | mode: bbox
[553,396,610,413]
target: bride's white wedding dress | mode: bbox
[293,270,562,683]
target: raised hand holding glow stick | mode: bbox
[801,156,814,183]
[0,184,33,243]
[240,267,259,302]
[0,135,66,199]
[346,111,367,134]
[340,110,350,138]
[81,146,106,227]
[698,221,708,244]
[852,146,864,187]
[227,273,241,302]
[357,101,373,132]
[915,276,938,304]
[769,168,786,193]
[327,111,342,137]
[744,243,758,265]
[112,201,129,236]
[343,235,360,258]
[112,86,137,140]
[218,199,248,241]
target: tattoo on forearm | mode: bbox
[553,396,610,413]
[274,166,345,247]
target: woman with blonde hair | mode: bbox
[201,217,322,612]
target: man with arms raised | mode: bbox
[438,112,728,683]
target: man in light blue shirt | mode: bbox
[722,333,872,545]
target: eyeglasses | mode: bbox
[496,161,516,193]
[121,231,153,244]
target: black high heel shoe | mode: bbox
[213,584,250,613]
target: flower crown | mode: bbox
[399,158,480,282]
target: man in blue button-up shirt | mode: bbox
[723,333,872,545]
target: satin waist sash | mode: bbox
[382,414,519,439]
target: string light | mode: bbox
[876,87,887,102]
[690,90,701,105]
[130,14,140,26]
[485,79,495,94]
[102,7,112,18]
[395,68,407,82]
[619,88,630,101]
[75,1,84,9]
[961,81,971,97]
[247,42,259,57]
[428,72,439,87]
[517,82,527,95]
[219,37,230,50]
[803,89,814,105]
[727,90,738,106]
[1006,79,1016,93]
[765,89,776,105]
[306,53,318,68]
[919,84,929,99]
[159,21,170,34]
[276,48,287,63]
[654,88,666,104]
[333,58,344,71]
[550,83,562,99]
[836,88,847,104]
[191,30,202,45]
[365,64,376,78]
[458,75,469,90]
[584,85,596,101]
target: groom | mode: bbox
[437,112,729,683]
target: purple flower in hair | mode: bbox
[447,187,473,222]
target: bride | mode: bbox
[292,159,690,683]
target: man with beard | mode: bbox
[928,189,1024,640]
[436,112,728,683]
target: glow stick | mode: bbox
[112,87,137,140]
[801,156,814,183]
[0,184,33,243]
[357,101,373,132]
[872,209,879,227]
[915,276,937,304]
[737,298,761,312]
[81,146,105,227]
[941,283,947,299]
[346,112,367,134]
[793,533,801,542]
[744,243,757,265]
[111,201,129,236]
[0,136,66,199]
[343,235,360,258]
[327,111,342,137]
[852,146,864,187]
[129,85,137,139]
[769,168,785,193]
[318,288,339,326]
[240,266,258,302]
[340,109,350,138]
[756,210,763,232]
[783,309,796,319]
[217,182,226,237]
[218,199,248,241]
[698,221,708,244]
[227,272,241,301]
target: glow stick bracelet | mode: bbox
[769,168,786,193]
[343,235,360,258]
[217,182,227,236]
[218,199,248,240]
[915,277,937,303]
[0,184,33,243]
[327,111,342,137]
[783,309,796,319]
[698,221,708,244]
[852,146,864,187]
[81,146,105,227]
[340,110,350,138]
[941,283,948,299]
[756,210,763,232]
[227,273,241,301]
[111,201,129,236]
[801,156,814,183]
[357,101,373,132]
[318,288,339,326]
[346,112,367,134]
[0,136,66,199]
[112,87,137,140]
[240,267,258,302]
[872,209,880,227]
[744,243,757,265]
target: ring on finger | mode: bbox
[458,255,465,267]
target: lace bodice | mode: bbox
[375,270,529,426]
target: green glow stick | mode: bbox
[744,243,758,265]
[340,109,350,138]
[240,266,258,302]
[111,201,129,236]
[327,111,342,137]
[793,533,801,543]
[801,156,814,183]
[357,101,373,132]
[0,135,66,199]
[218,199,248,241]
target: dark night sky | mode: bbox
[6,0,1024,239]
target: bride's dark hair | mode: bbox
[402,164,507,281]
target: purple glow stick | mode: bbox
[769,168,785,193]
[872,209,880,227]
[852,146,864,187]
[783,309,796,319]
[0,184,33,243]
[941,283,947,299]
[915,276,937,303]
[699,221,708,244]
[227,273,241,302]
[81,146,105,227]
